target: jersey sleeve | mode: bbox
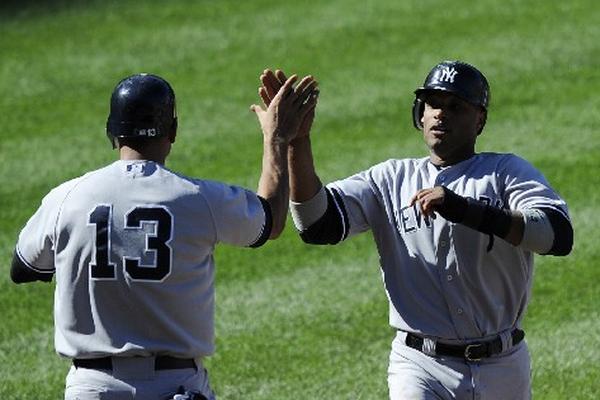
[295,187,349,245]
[325,162,390,239]
[500,154,573,255]
[14,187,65,278]
[501,155,569,217]
[328,176,374,238]
[289,166,382,246]
[202,182,271,248]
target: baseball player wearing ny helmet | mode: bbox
[11,72,318,399]
[259,61,573,399]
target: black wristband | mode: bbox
[477,204,513,238]
[438,186,469,223]
[463,199,512,238]
[439,187,512,239]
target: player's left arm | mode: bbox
[412,186,572,255]
[499,155,572,255]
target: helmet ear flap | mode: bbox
[477,109,487,135]
[412,98,424,130]
[106,120,117,149]
[169,117,178,143]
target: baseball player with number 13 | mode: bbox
[258,61,573,399]
[10,72,318,399]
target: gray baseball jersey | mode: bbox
[15,160,269,359]
[325,152,569,340]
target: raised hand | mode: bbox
[251,73,319,144]
[258,69,318,140]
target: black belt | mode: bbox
[405,329,525,361]
[73,356,196,371]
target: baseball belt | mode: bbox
[405,329,525,361]
[73,355,197,371]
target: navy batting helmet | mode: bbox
[412,61,490,131]
[106,73,177,148]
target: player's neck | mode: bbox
[119,146,168,165]
[429,150,475,167]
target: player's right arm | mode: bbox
[11,250,54,283]
[252,73,319,239]
[288,136,350,245]
[9,183,70,284]
[259,69,322,203]
[259,69,340,244]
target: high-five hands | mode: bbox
[251,71,318,144]
[256,69,319,140]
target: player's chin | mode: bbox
[426,136,446,151]
[428,141,457,160]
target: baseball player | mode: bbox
[258,62,573,399]
[10,72,318,399]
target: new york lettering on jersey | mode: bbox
[285,61,572,399]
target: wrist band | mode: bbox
[439,187,468,223]
[290,186,327,231]
[439,187,512,239]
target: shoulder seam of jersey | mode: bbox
[52,171,103,244]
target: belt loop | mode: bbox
[422,337,436,356]
[499,329,514,352]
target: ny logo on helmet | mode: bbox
[439,67,458,83]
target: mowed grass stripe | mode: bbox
[529,315,600,399]
[0,327,68,398]
[214,254,385,334]
[189,253,389,399]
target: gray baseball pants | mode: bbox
[388,331,531,400]
[64,356,215,400]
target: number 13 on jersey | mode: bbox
[87,204,174,282]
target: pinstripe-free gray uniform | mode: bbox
[14,160,270,399]
[320,152,570,399]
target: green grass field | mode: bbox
[1,0,598,398]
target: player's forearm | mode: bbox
[257,138,290,238]
[437,187,574,254]
[288,136,322,202]
[435,187,577,253]
[503,211,525,246]
[436,187,523,244]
